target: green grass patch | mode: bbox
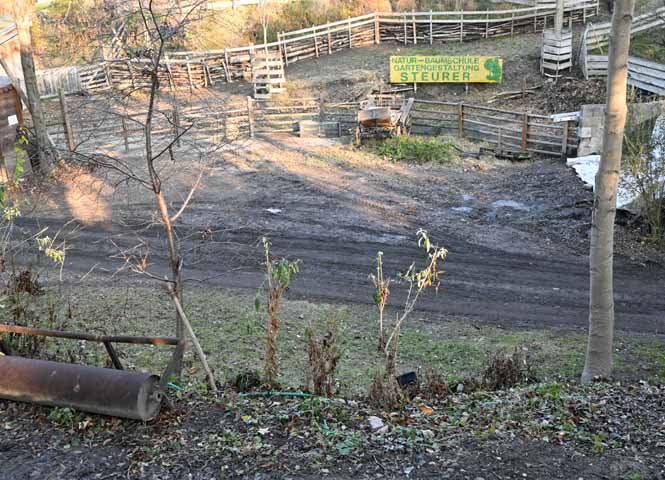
[4,284,664,395]
[630,29,665,64]
[369,136,455,164]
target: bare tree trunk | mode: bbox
[13,0,52,174]
[581,0,635,383]
[554,0,565,35]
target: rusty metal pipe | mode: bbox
[0,324,178,346]
[0,356,162,421]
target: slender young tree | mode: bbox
[581,0,636,382]
[9,0,53,173]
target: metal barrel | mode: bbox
[0,356,162,421]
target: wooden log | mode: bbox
[458,103,464,136]
[58,89,75,152]
[247,96,255,137]
[521,113,528,150]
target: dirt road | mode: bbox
[19,136,665,334]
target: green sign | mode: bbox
[390,56,503,83]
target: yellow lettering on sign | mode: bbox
[389,56,503,83]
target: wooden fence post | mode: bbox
[185,56,194,90]
[58,88,75,152]
[412,11,417,45]
[314,29,320,57]
[458,103,464,137]
[348,18,352,48]
[247,96,255,138]
[224,49,233,83]
[521,113,528,151]
[560,120,570,160]
[327,28,332,55]
[404,15,408,45]
[12,87,24,127]
[374,12,381,44]
[121,116,129,152]
[511,12,514,37]
[429,11,433,44]
[486,12,490,38]
[460,11,464,43]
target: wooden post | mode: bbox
[185,57,194,90]
[126,60,135,90]
[560,120,570,160]
[121,116,129,152]
[458,103,464,137]
[460,11,464,43]
[511,12,514,37]
[498,127,503,150]
[314,29,320,58]
[348,18,352,48]
[327,28,332,55]
[486,13,490,38]
[247,96,255,138]
[282,35,289,66]
[164,53,175,90]
[534,12,538,33]
[224,49,233,83]
[429,11,433,44]
[58,89,75,152]
[522,78,527,98]
[412,11,417,45]
[375,12,381,44]
[404,15,408,45]
[521,113,528,151]
[12,87,24,127]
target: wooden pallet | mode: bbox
[540,29,572,78]
[251,50,286,100]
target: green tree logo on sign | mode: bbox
[484,57,502,82]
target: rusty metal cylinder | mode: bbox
[0,355,162,421]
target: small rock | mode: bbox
[456,383,464,393]
[421,429,435,439]
[368,416,384,431]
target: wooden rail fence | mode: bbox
[41,1,598,96]
[44,95,577,159]
[579,6,665,95]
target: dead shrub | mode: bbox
[367,368,406,409]
[305,314,342,397]
[232,370,262,392]
[6,269,43,296]
[482,348,537,391]
[421,367,449,398]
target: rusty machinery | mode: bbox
[0,324,184,420]
[354,95,414,145]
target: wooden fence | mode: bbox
[36,63,110,98]
[43,95,577,159]
[578,6,665,95]
[580,55,665,96]
[51,1,597,95]
[582,5,665,53]
[410,99,577,158]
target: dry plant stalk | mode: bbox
[369,252,390,352]
[257,237,300,386]
[368,229,447,408]
[305,315,341,397]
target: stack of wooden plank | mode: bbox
[540,29,572,78]
[251,51,286,99]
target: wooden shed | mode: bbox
[0,84,22,181]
